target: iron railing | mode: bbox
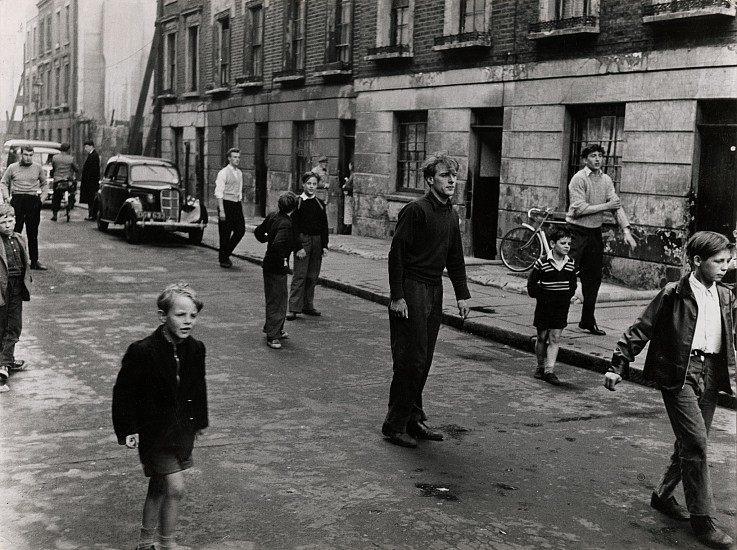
[643,0,733,16]
[434,31,492,47]
[529,15,598,33]
[366,44,411,56]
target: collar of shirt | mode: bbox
[584,166,602,177]
[226,164,241,177]
[546,250,570,270]
[425,191,452,211]
[689,273,718,300]
[300,193,316,201]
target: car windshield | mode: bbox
[130,164,179,184]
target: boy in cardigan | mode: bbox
[113,283,208,550]
[604,231,735,549]
[287,172,329,320]
[527,225,577,386]
[0,203,32,393]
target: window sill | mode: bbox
[528,16,600,40]
[273,70,305,84]
[433,32,492,51]
[365,45,413,61]
[204,86,231,97]
[313,61,352,77]
[181,91,200,98]
[642,0,735,23]
[235,76,264,88]
[157,92,177,101]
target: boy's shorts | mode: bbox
[141,451,193,477]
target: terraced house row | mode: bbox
[153,0,737,289]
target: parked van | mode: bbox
[1,139,62,202]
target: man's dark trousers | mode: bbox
[218,199,245,263]
[567,224,602,327]
[263,271,288,339]
[11,194,41,263]
[385,278,443,433]
[0,277,24,365]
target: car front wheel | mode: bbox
[96,209,108,231]
[124,215,143,244]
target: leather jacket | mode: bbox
[611,275,735,393]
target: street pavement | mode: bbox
[205,212,735,409]
[0,207,734,550]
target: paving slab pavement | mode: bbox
[203,212,736,409]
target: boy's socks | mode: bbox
[544,366,554,374]
[158,535,175,549]
[136,526,156,549]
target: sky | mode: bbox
[0,0,36,125]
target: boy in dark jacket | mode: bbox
[262,192,299,349]
[113,283,208,550]
[605,231,735,549]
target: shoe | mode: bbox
[30,261,48,270]
[0,365,7,381]
[303,309,321,316]
[407,422,444,441]
[50,215,57,221]
[85,216,95,221]
[219,260,233,268]
[579,323,606,335]
[0,382,9,393]
[544,372,561,386]
[690,516,734,549]
[286,312,297,321]
[534,367,545,379]
[8,360,25,371]
[279,330,289,339]
[381,424,417,448]
[650,491,689,521]
[267,339,282,349]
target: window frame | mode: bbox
[186,24,199,92]
[244,4,264,77]
[216,14,231,87]
[395,111,428,193]
[163,31,177,93]
[294,121,315,191]
[284,0,307,70]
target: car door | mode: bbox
[99,162,118,220]
[109,163,130,221]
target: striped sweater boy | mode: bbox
[527,253,577,301]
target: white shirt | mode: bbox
[546,250,570,271]
[689,273,722,354]
[214,164,243,201]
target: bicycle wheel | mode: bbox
[500,226,542,272]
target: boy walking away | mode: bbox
[261,192,299,349]
[287,172,329,321]
[527,225,577,386]
[604,231,735,549]
[0,204,32,393]
[113,283,208,550]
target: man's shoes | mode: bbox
[286,312,297,321]
[381,424,417,448]
[650,491,690,521]
[407,422,444,441]
[303,309,321,316]
[579,323,606,336]
[0,382,9,393]
[278,330,289,339]
[0,365,7,381]
[50,215,57,221]
[544,372,561,386]
[8,360,25,371]
[266,339,282,349]
[30,261,48,270]
[219,260,233,268]
[534,367,545,379]
[690,516,734,549]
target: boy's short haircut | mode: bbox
[0,204,16,219]
[686,231,731,263]
[226,148,240,158]
[60,143,71,152]
[422,152,459,180]
[581,144,605,158]
[302,171,318,184]
[83,139,94,147]
[157,283,203,313]
[278,191,298,213]
[547,224,571,244]
[21,145,34,154]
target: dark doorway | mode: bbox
[470,110,503,259]
[196,127,205,203]
[255,122,269,217]
[695,101,737,283]
[339,120,356,234]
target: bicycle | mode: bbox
[499,207,564,272]
[56,177,77,222]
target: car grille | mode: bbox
[160,189,180,221]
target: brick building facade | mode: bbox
[155,0,736,289]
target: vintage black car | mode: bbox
[94,155,207,244]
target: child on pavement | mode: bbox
[287,172,329,321]
[604,231,735,550]
[527,225,577,386]
[262,192,299,349]
[0,203,32,393]
[113,283,208,550]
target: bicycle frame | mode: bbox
[525,207,553,255]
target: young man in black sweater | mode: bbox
[287,172,329,320]
[381,152,471,448]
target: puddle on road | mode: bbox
[437,424,469,440]
[415,482,459,501]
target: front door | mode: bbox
[471,129,502,259]
[695,125,737,236]
[255,123,268,217]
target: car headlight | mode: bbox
[146,194,156,204]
